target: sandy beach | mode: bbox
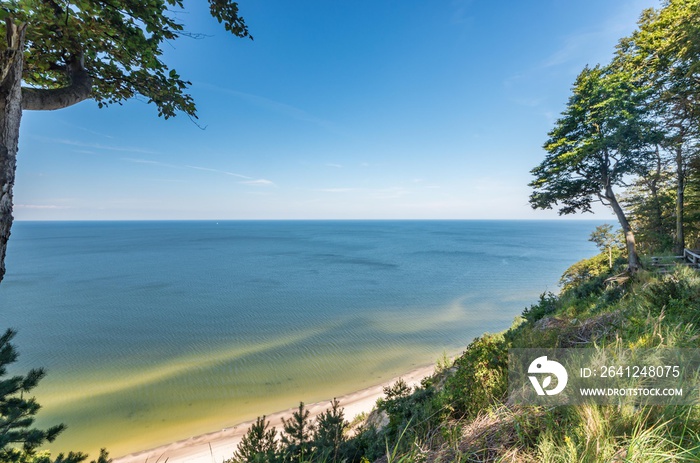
[112,364,436,463]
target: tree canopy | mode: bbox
[1,0,251,117]
[589,224,623,268]
[530,65,653,213]
[529,65,654,271]
[616,0,700,252]
[531,0,700,264]
[0,1,251,283]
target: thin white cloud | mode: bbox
[325,163,344,168]
[541,1,657,69]
[511,97,543,108]
[123,158,180,168]
[197,83,347,136]
[35,137,158,154]
[503,0,658,107]
[123,158,273,185]
[315,188,357,193]
[313,186,410,199]
[184,165,252,179]
[124,158,266,181]
[16,204,68,209]
[541,30,603,69]
[123,158,156,164]
[240,179,276,187]
[58,121,116,139]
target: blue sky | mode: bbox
[16,0,660,220]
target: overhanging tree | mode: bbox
[0,0,251,283]
[529,65,654,272]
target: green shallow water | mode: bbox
[1,220,601,457]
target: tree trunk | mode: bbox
[0,21,26,284]
[650,145,665,246]
[675,143,685,255]
[605,185,641,273]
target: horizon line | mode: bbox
[13,217,609,223]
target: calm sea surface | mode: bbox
[1,220,601,456]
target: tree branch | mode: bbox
[40,0,65,19]
[21,55,92,111]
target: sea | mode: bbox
[1,220,602,457]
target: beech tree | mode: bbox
[685,156,700,246]
[529,65,654,272]
[0,0,251,282]
[621,160,677,253]
[617,0,700,254]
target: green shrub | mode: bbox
[559,253,612,295]
[375,379,441,457]
[0,329,105,463]
[312,399,348,463]
[442,333,508,421]
[522,292,558,323]
[641,266,700,323]
[226,416,278,463]
[279,402,314,463]
[345,425,383,463]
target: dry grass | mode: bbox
[417,406,546,463]
[534,311,623,347]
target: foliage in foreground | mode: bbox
[226,400,350,463]
[0,330,110,463]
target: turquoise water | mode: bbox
[1,220,601,456]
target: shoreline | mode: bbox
[112,363,436,463]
